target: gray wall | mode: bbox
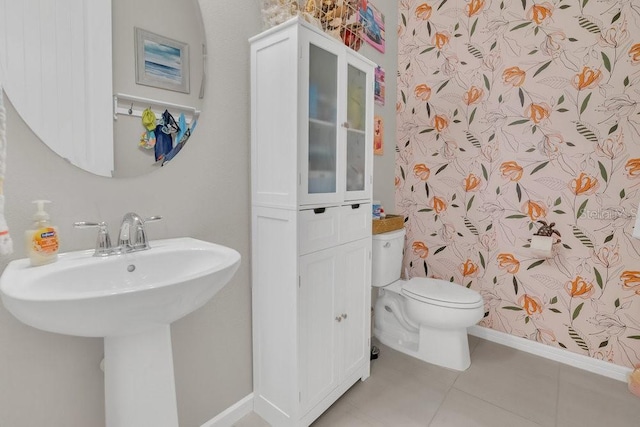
[362,1,397,213]
[0,1,398,426]
[0,1,260,426]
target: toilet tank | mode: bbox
[372,228,406,287]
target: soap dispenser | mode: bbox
[24,200,59,266]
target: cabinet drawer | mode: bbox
[299,206,341,254]
[340,203,371,243]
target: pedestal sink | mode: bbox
[0,237,241,427]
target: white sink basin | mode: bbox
[0,236,241,427]
[0,237,241,337]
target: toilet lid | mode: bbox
[402,278,483,308]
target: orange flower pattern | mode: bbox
[572,67,602,91]
[519,294,543,315]
[497,253,520,274]
[621,271,640,295]
[500,161,523,181]
[397,0,640,369]
[414,83,432,101]
[412,241,429,258]
[431,196,447,213]
[464,86,483,105]
[629,43,640,64]
[413,163,431,181]
[625,158,640,178]
[415,3,433,21]
[433,32,449,49]
[461,259,479,276]
[522,200,547,221]
[529,3,553,25]
[503,66,526,87]
[565,276,595,299]
[464,173,482,192]
[433,115,448,132]
[526,103,551,124]
[465,0,484,17]
[570,173,599,195]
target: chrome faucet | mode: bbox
[117,212,162,253]
[75,213,161,256]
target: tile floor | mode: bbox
[234,337,640,427]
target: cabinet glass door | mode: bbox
[308,44,338,196]
[345,63,369,198]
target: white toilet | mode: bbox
[372,228,484,371]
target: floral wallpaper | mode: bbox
[396,0,640,368]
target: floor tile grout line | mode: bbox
[426,364,462,427]
[440,388,547,427]
[426,379,457,427]
[450,380,551,427]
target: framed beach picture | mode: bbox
[135,28,190,93]
[359,2,385,53]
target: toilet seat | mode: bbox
[401,278,483,309]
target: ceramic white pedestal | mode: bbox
[104,325,179,427]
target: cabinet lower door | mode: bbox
[339,239,370,379]
[298,248,340,413]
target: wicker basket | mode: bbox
[300,0,364,51]
[372,215,404,235]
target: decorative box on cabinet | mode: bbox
[250,17,375,427]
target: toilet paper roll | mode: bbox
[531,235,553,258]
[633,201,640,239]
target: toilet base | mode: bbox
[374,325,472,371]
[417,326,471,371]
[374,289,475,371]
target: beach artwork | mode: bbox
[135,28,190,93]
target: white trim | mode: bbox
[200,393,254,427]
[469,326,632,382]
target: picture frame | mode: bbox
[359,2,385,53]
[374,115,384,156]
[135,28,190,94]
[374,66,385,106]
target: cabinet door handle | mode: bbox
[342,313,348,319]
[335,316,342,322]
[342,122,350,129]
[351,204,360,209]
[313,207,326,214]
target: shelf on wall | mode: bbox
[113,93,200,124]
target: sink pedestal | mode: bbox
[104,325,179,427]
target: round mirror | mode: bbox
[0,0,206,178]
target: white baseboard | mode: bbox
[201,393,254,427]
[469,325,632,382]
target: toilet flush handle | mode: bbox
[383,242,391,248]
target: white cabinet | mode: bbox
[250,17,373,210]
[250,18,374,427]
[298,239,370,414]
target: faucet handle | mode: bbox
[137,216,161,249]
[74,221,113,257]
